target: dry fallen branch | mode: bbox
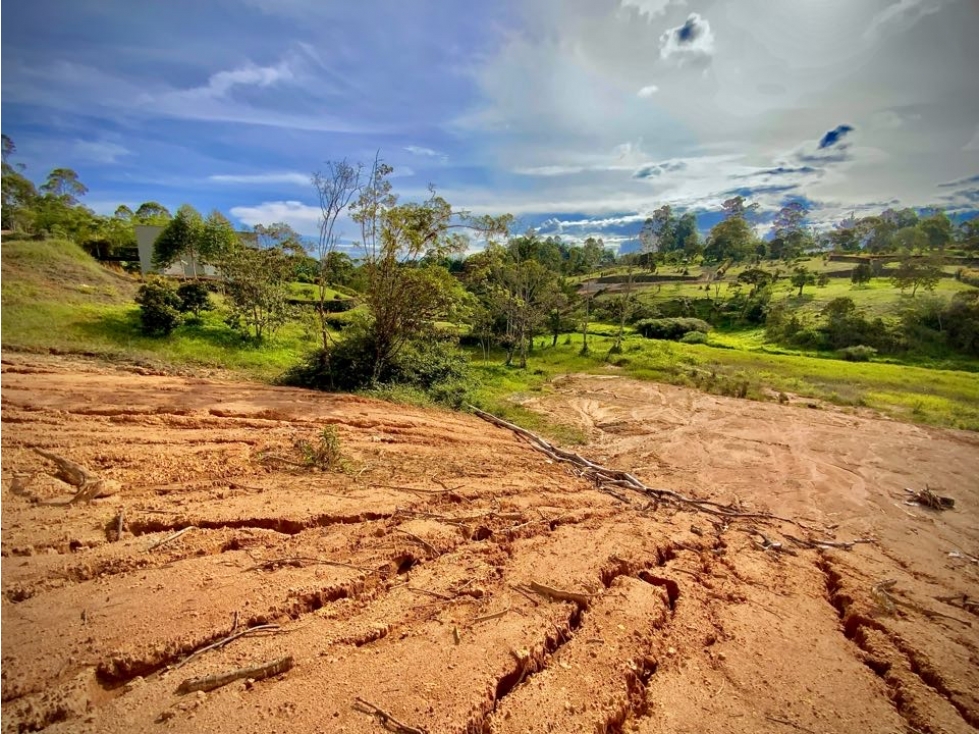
[785,534,874,551]
[406,586,455,601]
[522,580,592,606]
[470,406,826,533]
[145,526,194,552]
[394,528,440,556]
[473,604,511,623]
[904,486,954,511]
[176,655,294,695]
[174,624,282,669]
[353,697,428,734]
[243,556,375,573]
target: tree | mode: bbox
[891,225,928,253]
[199,210,239,264]
[891,255,944,297]
[311,160,362,357]
[254,222,301,251]
[1,137,38,231]
[350,159,511,383]
[675,212,701,259]
[770,201,812,260]
[40,168,88,204]
[581,236,606,272]
[638,206,676,267]
[790,266,816,297]
[704,216,755,262]
[152,204,203,275]
[134,201,172,225]
[851,262,873,285]
[722,195,759,221]
[737,268,773,296]
[220,246,294,340]
[919,211,953,251]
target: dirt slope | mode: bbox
[1,358,977,734]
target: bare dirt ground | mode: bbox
[2,357,977,734]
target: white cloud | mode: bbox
[404,145,444,158]
[229,200,321,235]
[659,13,715,65]
[209,172,310,186]
[620,0,684,20]
[864,0,956,41]
[72,140,131,164]
[636,84,659,98]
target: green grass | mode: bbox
[4,239,978,433]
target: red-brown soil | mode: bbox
[2,357,977,734]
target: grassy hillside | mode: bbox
[1,239,311,379]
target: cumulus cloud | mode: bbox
[636,84,659,98]
[229,200,321,235]
[659,13,715,65]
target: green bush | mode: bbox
[635,317,711,340]
[838,345,878,362]
[679,330,708,344]
[176,281,213,318]
[135,280,182,336]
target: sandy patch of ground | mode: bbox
[2,358,977,733]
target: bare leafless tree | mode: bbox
[312,160,362,352]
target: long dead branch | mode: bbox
[243,556,375,573]
[176,655,294,695]
[523,581,592,606]
[353,697,428,734]
[145,526,194,552]
[394,528,440,556]
[174,624,282,669]
[469,406,819,532]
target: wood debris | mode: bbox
[145,526,194,552]
[176,655,294,695]
[174,624,282,669]
[353,697,428,734]
[904,486,954,511]
[32,448,118,503]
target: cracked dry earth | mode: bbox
[1,358,977,734]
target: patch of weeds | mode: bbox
[295,426,346,471]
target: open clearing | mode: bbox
[2,356,978,734]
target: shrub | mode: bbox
[295,426,345,471]
[679,330,708,344]
[135,280,182,336]
[176,281,213,318]
[838,345,878,362]
[635,317,711,340]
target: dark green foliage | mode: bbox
[135,280,182,336]
[284,330,472,404]
[176,281,213,318]
[635,317,711,340]
[839,345,878,362]
[851,262,874,285]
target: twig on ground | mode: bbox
[523,580,591,606]
[394,528,440,556]
[145,526,194,552]
[176,656,294,695]
[509,584,540,607]
[243,556,375,573]
[174,624,282,669]
[376,483,465,497]
[406,586,455,601]
[764,715,818,734]
[353,697,428,734]
[785,534,874,551]
[473,604,511,623]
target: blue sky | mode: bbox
[3,0,978,252]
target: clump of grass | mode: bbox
[295,426,346,471]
